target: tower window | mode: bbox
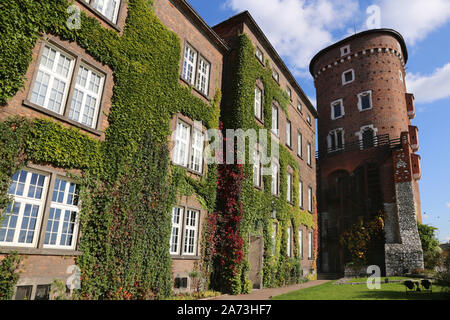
[340,45,350,57]
[331,99,344,120]
[362,127,375,149]
[327,128,345,152]
[357,91,373,111]
[342,69,355,85]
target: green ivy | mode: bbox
[0,0,220,299]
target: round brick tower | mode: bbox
[311,29,423,276]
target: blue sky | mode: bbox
[187,0,450,243]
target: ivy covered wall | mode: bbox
[211,34,316,294]
[0,0,220,299]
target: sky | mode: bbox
[187,0,450,243]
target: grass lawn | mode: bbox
[272,279,450,300]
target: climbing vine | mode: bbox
[0,0,220,299]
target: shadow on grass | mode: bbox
[355,289,450,300]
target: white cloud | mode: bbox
[375,0,450,45]
[446,202,450,208]
[225,0,359,74]
[406,63,450,104]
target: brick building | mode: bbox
[310,29,424,276]
[1,1,317,298]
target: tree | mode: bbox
[417,222,441,271]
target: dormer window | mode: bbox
[255,47,264,63]
[331,99,344,120]
[340,45,350,57]
[357,90,373,111]
[342,69,355,85]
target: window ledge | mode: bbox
[76,0,122,32]
[179,77,211,101]
[0,247,82,256]
[171,255,201,261]
[22,100,103,136]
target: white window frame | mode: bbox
[189,128,204,174]
[287,226,292,257]
[331,99,344,120]
[298,229,303,259]
[308,187,313,213]
[307,143,312,166]
[286,172,292,203]
[253,147,261,188]
[308,231,313,259]
[297,131,303,157]
[307,114,312,125]
[355,124,378,150]
[340,45,351,57]
[183,209,199,256]
[297,101,303,113]
[68,63,105,128]
[271,105,279,136]
[299,180,303,208]
[271,159,279,195]
[43,178,80,250]
[286,87,292,100]
[254,87,263,120]
[173,120,191,167]
[342,69,355,85]
[399,70,404,83]
[327,128,345,152]
[357,90,373,111]
[30,43,75,115]
[196,56,210,96]
[255,47,264,63]
[169,207,183,255]
[88,0,121,24]
[181,44,198,86]
[1,170,50,248]
[272,69,279,83]
[286,119,292,147]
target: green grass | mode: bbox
[272,280,450,300]
[347,276,408,283]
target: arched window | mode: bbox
[362,127,375,149]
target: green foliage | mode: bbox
[0,253,22,300]
[418,222,441,270]
[213,33,316,293]
[0,0,220,299]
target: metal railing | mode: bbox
[316,134,402,159]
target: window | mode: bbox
[254,87,262,120]
[272,69,279,83]
[182,44,197,86]
[287,226,292,257]
[362,127,375,149]
[29,42,106,129]
[307,114,312,126]
[69,64,105,128]
[35,285,51,300]
[340,45,350,56]
[1,169,81,250]
[173,121,191,167]
[299,180,303,208]
[1,170,49,247]
[271,105,279,136]
[308,231,313,259]
[331,99,344,120]
[297,132,302,157]
[14,286,33,300]
[399,70,403,83]
[196,56,210,95]
[255,47,264,63]
[286,120,291,147]
[297,101,303,113]
[307,143,312,166]
[183,209,199,255]
[357,91,372,111]
[286,172,292,203]
[308,187,313,213]
[169,207,200,256]
[271,223,277,255]
[286,87,292,100]
[85,0,121,24]
[342,69,355,85]
[170,207,183,255]
[190,129,204,173]
[327,128,345,152]
[298,229,303,259]
[43,178,80,249]
[271,160,279,195]
[253,147,261,188]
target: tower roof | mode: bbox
[309,29,408,76]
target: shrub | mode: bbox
[0,253,22,300]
